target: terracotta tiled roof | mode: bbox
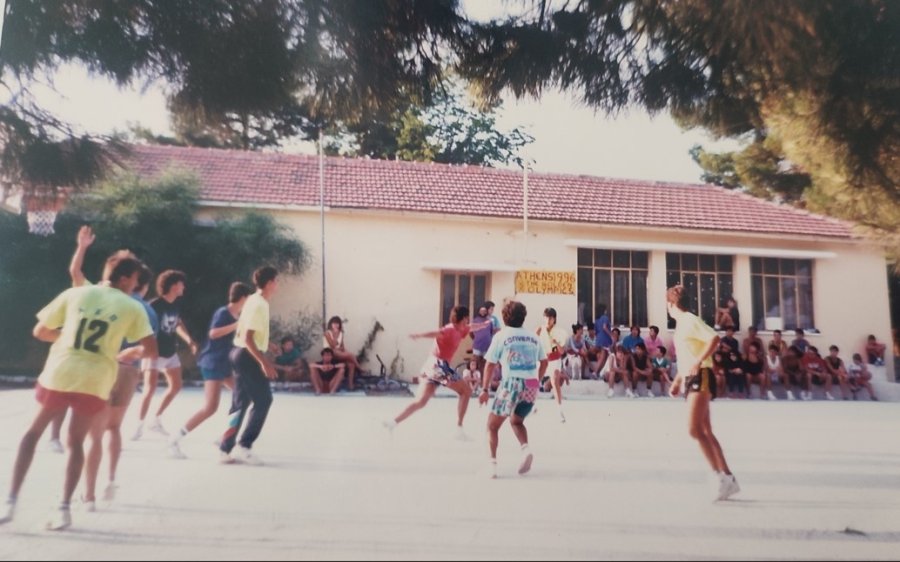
[125,144,853,239]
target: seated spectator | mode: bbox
[274,336,305,383]
[743,342,772,400]
[802,346,834,400]
[609,327,622,352]
[824,345,853,400]
[323,316,363,391]
[741,326,765,358]
[765,344,783,399]
[621,325,643,352]
[309,347,346,395]
[644,325,664,358]
[781,346,806,401]
[565,324,589,380]
[651,345,673,396]
[865,334,887,366]
[720,326,740,354]
[605,345,635,399]
[847,353,878,401]
[791,329,810,354]
[630,342,655,397]
[723,345,746,399]
[769,329,788,356]
[714,297,740,330]
[462,358,481,394]
[711,349,727,395]
[584,325,600,377]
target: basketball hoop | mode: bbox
[24,191,66,236]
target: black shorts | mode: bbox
[686,367,718,399]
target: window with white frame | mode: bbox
[440,272,489,326]
[577,249,648,327]
[750,258,815,331]
[666,253,734,329]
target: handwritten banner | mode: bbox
[515,270,576,295]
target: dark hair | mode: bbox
[104,256,144,285]
[484,301,495,309]
[795,328,804,335]
[657,345,667,356]
[852,353,862,361]
[228,282,254,303]
[666,285,688,310]
[768,344,780,352]
[774,329,782,336]
[748,342,760,353]
[809,346,819,354]
[502,300,527,328]
[449,306,470,324]
[634,342,646,352]
[543,307,557,319]
[253,266,278,289]
[135,264,153,292]
[596,303,607,316]
[611,327,621,336]
[829,345,839,352]
[788,345,802,357]
[156,269,186,296]
[281,336,295,345]
[327,316,343,331]
[649,325,659,335]
[867,334,876,340]
[321,347,333,356]
[571,324,583,334]
[748,326,757,332]
[630,325,640,332]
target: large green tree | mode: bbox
[325,87,533,167]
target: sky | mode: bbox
[2,0,742,184]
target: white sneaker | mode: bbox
[149,419,169,436]
[82,499,96,513]
[45,506,72,531]
[825,392,835,401]
[48,438,64,454]
[786,390,796,401]
[219,451,236,465]
[767,390,777,400]
[625,388,635,399]
[102,484,118,502]
[606,388,615,398]
[236,446,262,466]
[131,424,144,441]
[518,451,534,475]
[167,442,187,459]
[558,410,566,423]
[382,419,397,435]
[716,473,741,501]
[646,388,655,398]
[803,391,813,401]
[487,460,498,480]
[0,500,15,525]
[455,427,471,441]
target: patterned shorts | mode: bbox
[421,356,461,386]
[490,377,540,418]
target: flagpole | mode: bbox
[319,127,327,329]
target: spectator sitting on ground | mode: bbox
[711,348,727,396]
[715,297,740,330]
[309,347,346,395]
[462,358,481,394]
[630,342,655,397]
[584,325,600,378]
[723,345,746,399]
[609,327,622,352]
[651,345,673,396]
[865,334,887,366]
[274,336,305,383]
[621,325,643,352]
[802,346,834,400]
[781,346,805,401]
[847,353,878,401]
[644,325,664,358]
[791,329,810,354]
[323,316,362,391]
[720,326,740,354]
[769,329,788,356]
[565,324,589,380]
[824,345,853,400]
[605,344,635,399]
[743,342,772,400]
[765,344,783,400]
[742,326,765,358]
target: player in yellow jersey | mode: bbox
[0,254,158,531]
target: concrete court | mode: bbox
[0,387,898,561]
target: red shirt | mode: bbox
[434,324,469,362]
[802,355,827,374]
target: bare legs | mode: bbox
[686,392,731,475]
[392,378,472,428]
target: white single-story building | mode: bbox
[120,144,893,382]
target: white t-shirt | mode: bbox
[485,326,547,380]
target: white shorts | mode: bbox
[141,354,181,372]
